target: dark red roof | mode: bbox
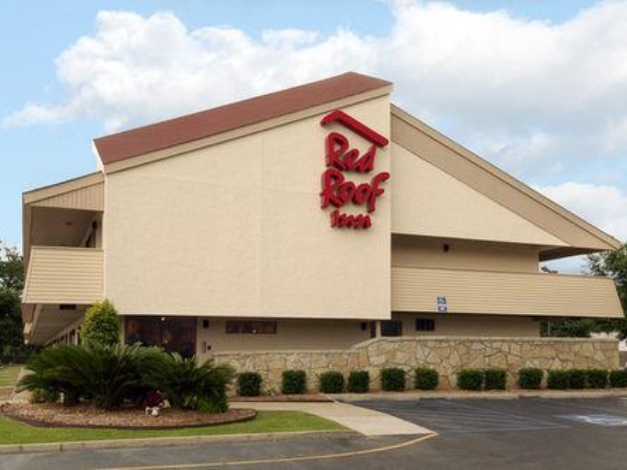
[94,72,392,165]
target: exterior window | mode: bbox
[124,316,196,358]
[226,321,277,334]
[416,318,435,331]
[381,320,403,337]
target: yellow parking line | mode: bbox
[99,432,438,470]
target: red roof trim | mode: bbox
[94,72,392,165]
[320,110,389,147]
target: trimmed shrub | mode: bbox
[457,369,483,391]
[547,370,571,390]
[319,371,345,394]
[282,370,307,395]
[569,369,587,389]
[586,369,608,389]
[609,370,627,388]
[414,367,439,390]
[380,367,406,392]
[518,368,543,390]
[484,369,507,390]
[237,372,262,397]
[347,371,370,393]
[80,299,121,347]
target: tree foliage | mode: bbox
[0,240,26,362]
[586,244,627,339]
[0,241,24,292]
[541,244,627,339]
[79,299,122,347]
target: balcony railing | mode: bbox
[23,246,103,305]
[392,266,623,318]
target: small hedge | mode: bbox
[457,369,483,391]
[609,370,627,388]
[236,372,262,397]
[319,371,345,393]
[414,367,439,390]
[569,369,587,390]
[547,370,571,390]
[484,369,507,390]
[347,371,370,393]
[380,367,406,392]
[282,370,307,395]
[586,369,608,389]
[518,368,543,390]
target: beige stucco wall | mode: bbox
[196,318,371,357]
[105,95,391,320]
[212,337,619,392]
[391,313,540,337]
[392,235,540,273]
[390,144,568,246]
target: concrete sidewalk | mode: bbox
[247,401,432,436]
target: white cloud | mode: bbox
[535,182,627,241]
[4,1,627,182]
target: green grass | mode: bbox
[0,411,345,445]
[0,365,22,388]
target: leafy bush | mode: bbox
[380,367,406,392]
[586,369,608,389]
[29,388,60,404]
[80,300,121,347]
[569,369,587,389]
[144,353,234,411]
[237,372,263,397]
[414,367,439,390]
[547,370,572,389]
[19,345,86,406]
[609,370,627,388]
[347,371,370,393]
[18,343,166,409]
[319,371,345,393]
[457,369,483,391]
[484,369,507,390]
[518,368,543,389]
[282,370,307,395]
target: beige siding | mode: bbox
[105,96,392,320]
[392,266,623,318]
[23,246,103,304]
[392,235,539,273]
[32,182,104,211]
[390,143,568,246]
[197,318,371,354]
[391,107,620,251]
[392,313,540,337]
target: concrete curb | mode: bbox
[0,430,358,455]
[331,389,627,401]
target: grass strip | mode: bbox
[0,365,22,388]
[0,411,344,445]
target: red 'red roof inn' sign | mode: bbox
[319,110,390,229]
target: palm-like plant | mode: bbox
[143,353,234,411]
[18,343,167,410]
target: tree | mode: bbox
[541,244,627,339]
[586,244,627,339]
[0,240,25,362]
[79,299,122,347]
[0,241,24,292]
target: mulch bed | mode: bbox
[230,393,333,403]
[1,403,256,430]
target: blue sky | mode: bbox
[2,0,626,273]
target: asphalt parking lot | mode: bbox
[5,397,627,469]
